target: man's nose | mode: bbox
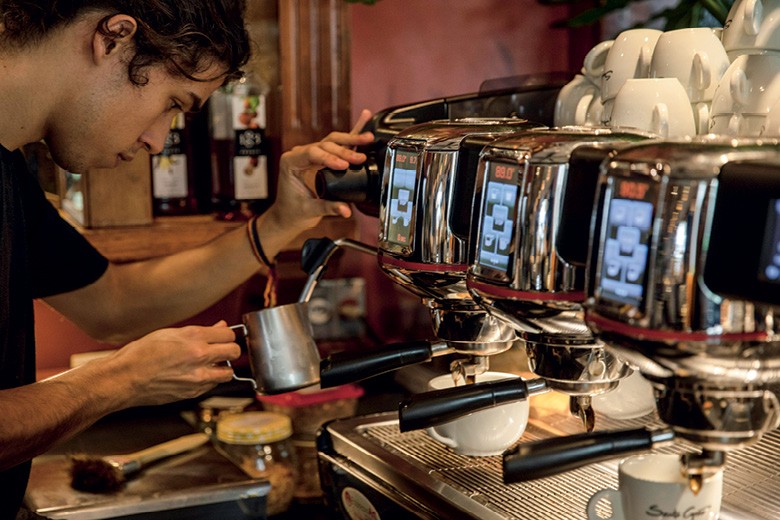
[139,117,173,155]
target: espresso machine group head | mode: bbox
[465,127,656,429]
[319,117,550,390]
[503,136,780,489]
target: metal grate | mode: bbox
[359,412,780,520]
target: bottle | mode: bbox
[209,74,271,220]
[150,112,199,215]
[215,411,296,516]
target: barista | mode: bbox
[0,1,374,516]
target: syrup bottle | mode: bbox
[150,112,199,216]
[209,74,271,220]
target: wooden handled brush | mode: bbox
[70,432,209,493]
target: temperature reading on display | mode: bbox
[599,180,654,307]
[386,150,419,247]
[759,199,780,283]
[477,162,519,273]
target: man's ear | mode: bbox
[91,14,138,63]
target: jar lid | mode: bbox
[216,411,292,444]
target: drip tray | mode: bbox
[321,410,780,519]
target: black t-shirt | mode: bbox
[0,145,109,517]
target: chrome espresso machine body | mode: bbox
[503,137,780,491]
[399,128,655,433]
[317,136,780,520]
[318,118,552,391]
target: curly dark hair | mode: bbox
[0,0,251,84]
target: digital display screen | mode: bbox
[477,161,520,274]
[385,150,419,247]
[759,199,780,284]
[598,179,654,307]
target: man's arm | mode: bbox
[0,323,238,470]
[43,112,374,343]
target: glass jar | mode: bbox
[216,411,296,516]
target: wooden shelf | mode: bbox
[62,211,359,263]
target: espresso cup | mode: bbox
[582,39,614,85]
[587,454,723,520]
[610,78,697,137]
[709,54,780,135]
[601,28,663,103]
[592,369,656,420]
[650,27,730,103]
[426,371,529,456]
[722,0,780,60]
[760,95,780,135]
[555,74,600,127]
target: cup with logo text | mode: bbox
[586,453,723,520]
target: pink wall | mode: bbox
[349,0,574,114]
[347,0,581,341]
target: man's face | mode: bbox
[45,60,225,173]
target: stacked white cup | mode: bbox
[649,27,731,134]
[710,0,780,136]
[554,40,612,127]
[599,29,663,126]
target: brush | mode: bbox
[70,432,209,493]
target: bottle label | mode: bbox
[232,93,268,200]
[234,154,268,200]
[152,123,188,198]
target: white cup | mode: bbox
[554,74,600,127]
[609,78,697,138]
[650,28,730,103]
[591,370,656,420]
[601,28,663,103]
[709,54,780,135]
[426,371,529,457]
[587,454,724,520]
[722,0,780,61]
[760,95,780,135]
[582,39,614,85]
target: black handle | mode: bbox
[315,162,381,217]
[301,237,339,276]
[319,340,435,388]
[502,427,655,483]
[398,378,530,432]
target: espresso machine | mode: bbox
[316,137,780,520]
[397,127,654,434]
[502,137,780,495]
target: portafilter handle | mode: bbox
[502,427,675,483]
[319,340,453,388]
[398,377,548,432]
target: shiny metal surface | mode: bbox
[587,138,780,349]
[25,446,268,519]
[321,410,780,519]
[427,302,516,348]
[653,379,780,450]
[526,341,631,395]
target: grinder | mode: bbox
[502,136,780,489]
[319,118,546,389]
[398,127,655,434]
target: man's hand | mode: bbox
[267,109,375,234]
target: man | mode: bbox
[0,1,374,515]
